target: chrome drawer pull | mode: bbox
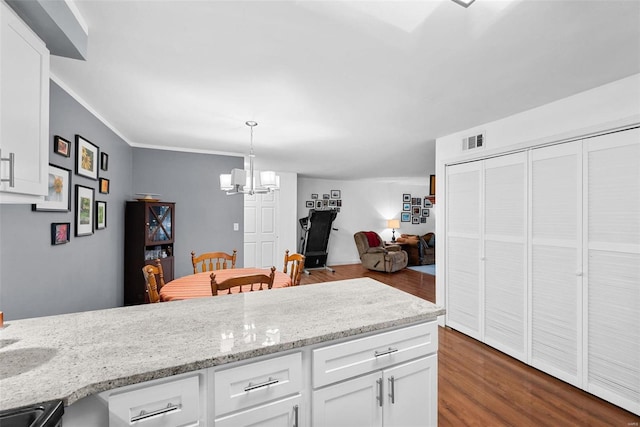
[130,402,182,422]
[244,377,279,392]
[293,404,299,427]
[0,151,15,188]
[374,347,398,357]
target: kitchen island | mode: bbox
[0,278,444,426]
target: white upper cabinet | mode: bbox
[0,1,49,202]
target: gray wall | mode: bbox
[0,82,245,320]
[132,148,244,278]
[0,81,132,320]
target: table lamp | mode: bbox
[387,219,400,243]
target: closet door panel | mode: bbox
[483,153,527,360]
[530,141,582,386]
[446,162,482,338]
[584,128,640,414]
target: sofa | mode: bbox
[353,231,408,273]
[395,233,435,266]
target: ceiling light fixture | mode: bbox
[220,121,279,195]
[451,0,476,7]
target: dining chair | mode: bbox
[191,249,237,274]
[210,266,276,295]
[141,259,165,303]
[283,249,305,286]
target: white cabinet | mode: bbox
[444,126,640,415]
[445,151,528,362]
[0,1,49,202]
[312,322,438,427]
[108,372,206,427]
[583,128,640,414]
[214,352,303,427]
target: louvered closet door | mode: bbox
[446,161,482,339]
[529,141,583,387]
[584,127,640,414]
[483,153,527,361]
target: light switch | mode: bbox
[233,223,239,231]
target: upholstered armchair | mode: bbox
[353,231,408,273]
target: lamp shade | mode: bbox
[387,219,400,229]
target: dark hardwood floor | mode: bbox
[300,264,639,427]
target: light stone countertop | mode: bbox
[0,278,444,410]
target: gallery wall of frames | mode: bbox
[34,134,110,245]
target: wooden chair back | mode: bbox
[141,259,165,303]
[210,266,276,295]
[191,249,237,274]
[283,250,305,286]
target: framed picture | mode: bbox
[96,201,107,230]
[75,135,99,180]
[412,206,421,215]
[412,216,419,224]
[421,217,427,223]
[430,175,436,196]
[329,200,337,207]
[311,194,318,200]
[323,194,330,200]
[53,136,71,157]
[306,201,314,208]
[315,201,322,209]
[99,178,110,194]
[403,203,411,211]
[422,209,430,217]
[33,164,71,212]
[322,200,328,207]
[75,185,95,236]
[331,190,341,199]
[412,197,420,206]
[403,194,411,202]
[101,152,109,171]
[424,197,433,208]
[337,200,342,207]
[51,222,70,245]
[401,212,411,222]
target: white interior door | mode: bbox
[446,161,483,339]
[483,152,528,362]
[583,127,640,414]
[529,141,583,386]
[244,191,278,268]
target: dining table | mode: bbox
[159,268,293,301]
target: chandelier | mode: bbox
[219,121,280,195]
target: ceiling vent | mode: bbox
[462,132,485,151]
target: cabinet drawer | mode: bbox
[214,352,302,416]
[108,374,201,427]
[215,394,301,427]
[313,322,437,388]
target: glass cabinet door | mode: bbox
[146,204,174,244]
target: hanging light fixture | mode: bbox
[220,121,280,195]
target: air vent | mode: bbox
[462,132,485,151]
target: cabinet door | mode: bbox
[446,161,483,338]
[146,203,174,244]
[383,355,437,427]
[312,371,382,427]
[530,141,583,387]
[0,2,49,200]
[215,395,301,427]
[483,153,528,361]
[583,128,640,414]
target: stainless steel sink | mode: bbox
[0,400,63,427]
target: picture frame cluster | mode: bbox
[305,190,342,212]
[35,134,110,245]
[401,193,431,224]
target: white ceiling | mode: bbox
[51,0,640,180]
